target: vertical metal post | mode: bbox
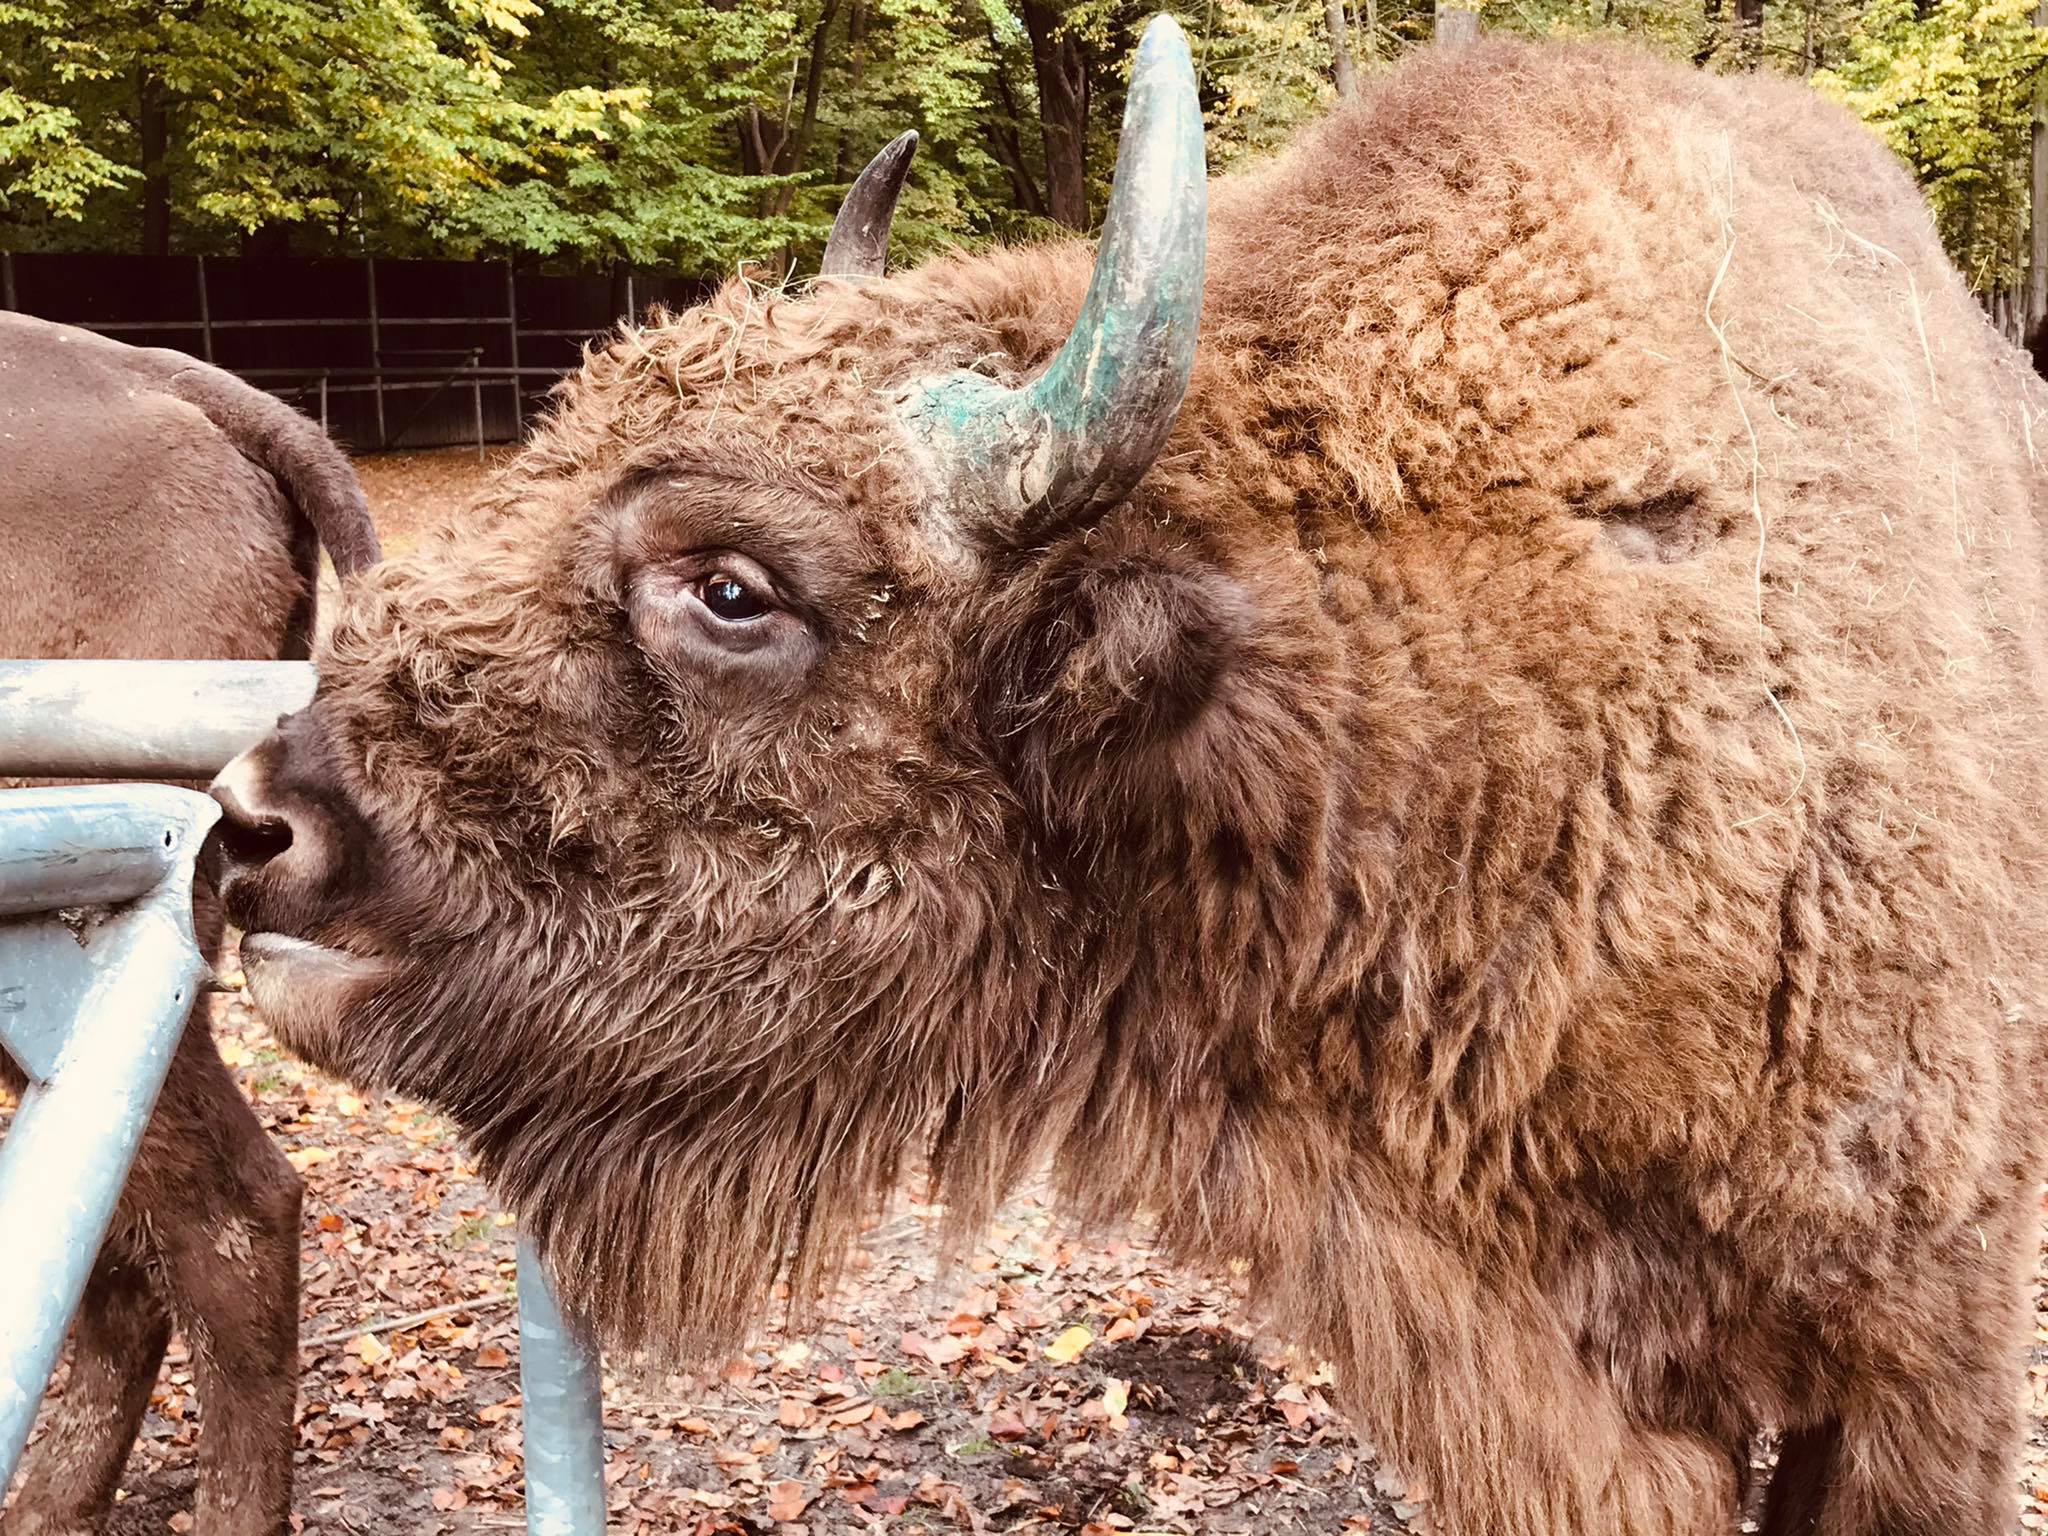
[624,271,635,326]
[473,372,485,464]
[366,258,386,449]
[318,373,329,433]
[196,256,214,363]
[2,250,16,312]
[505,260,523,434]
[516,1237,607,1535]
[0,787,219,1486]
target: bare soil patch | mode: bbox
[351,446,520,559]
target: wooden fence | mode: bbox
[1,252,709,454]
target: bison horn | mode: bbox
[901,14,1206,536]
[820,131,919,279]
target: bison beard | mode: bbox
[207,33,2048,1536]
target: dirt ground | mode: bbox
[349,446,521,558]
[13,446,2048,1533]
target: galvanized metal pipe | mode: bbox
[0,660,315,779]
[0,785,216,1083]
[516,1238,608,1535]
[0,785,194,919]
[0,786,218,1485]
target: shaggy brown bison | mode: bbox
[204,26,2048,1535]
[0,312,378,1536]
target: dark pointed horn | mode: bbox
[900,15,1206,536]
[820,131,919,279]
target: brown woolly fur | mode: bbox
[212,40,2048,1535]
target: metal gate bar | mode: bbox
[0,660,317,779]
[0,660,608,1532]
[517,1238,608,1535]
[0,785,216,1481]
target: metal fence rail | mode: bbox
[0,660,316,779]
[0,659,606,1532]
[0,784,217,1478]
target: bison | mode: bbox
[204,26,2048,1535]
[0,312,378,1536]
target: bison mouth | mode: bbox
[235,931,395,1077]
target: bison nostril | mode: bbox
[221,813,293,870]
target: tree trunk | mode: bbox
[736,0,842,219]
[1023,0,1088,229]
[768,0,842,214]
[1735,0,1763,67]
[139,67,169,256]
[2029,0,2048,348]
[985,37,1050,218]
[835,0,868,180]
[1327,0,1360,97]
[1435,4,1480,45]
[1695,0,1724,64]
[1361,0,1379,61]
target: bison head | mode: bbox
[204,18,1321,1355]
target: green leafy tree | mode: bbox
[5,0,2044,304]
[0,0,135,221]
[1817,0,2048,294]
[0,0,638,252]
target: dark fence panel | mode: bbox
[0,252,711,453]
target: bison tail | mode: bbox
[164,363,382,576]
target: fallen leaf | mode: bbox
[902,1330,967,1366]
[765,1480,812,1521]
[1044,1325,1093,1364]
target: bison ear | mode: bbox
[981,526,1247,831]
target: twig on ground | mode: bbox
[162,1293,517,1367]
[300,1293,517,1350]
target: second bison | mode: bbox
[205,28,2048,1536]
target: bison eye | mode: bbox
[627,548,815,683]
[698,571,768,622]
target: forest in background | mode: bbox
[2,0,2044,331]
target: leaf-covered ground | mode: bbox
[12,449,2048,1533]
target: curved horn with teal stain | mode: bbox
[821,131,919,279]
[902,14,1207,535]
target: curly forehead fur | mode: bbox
[256,37,2048,1536]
